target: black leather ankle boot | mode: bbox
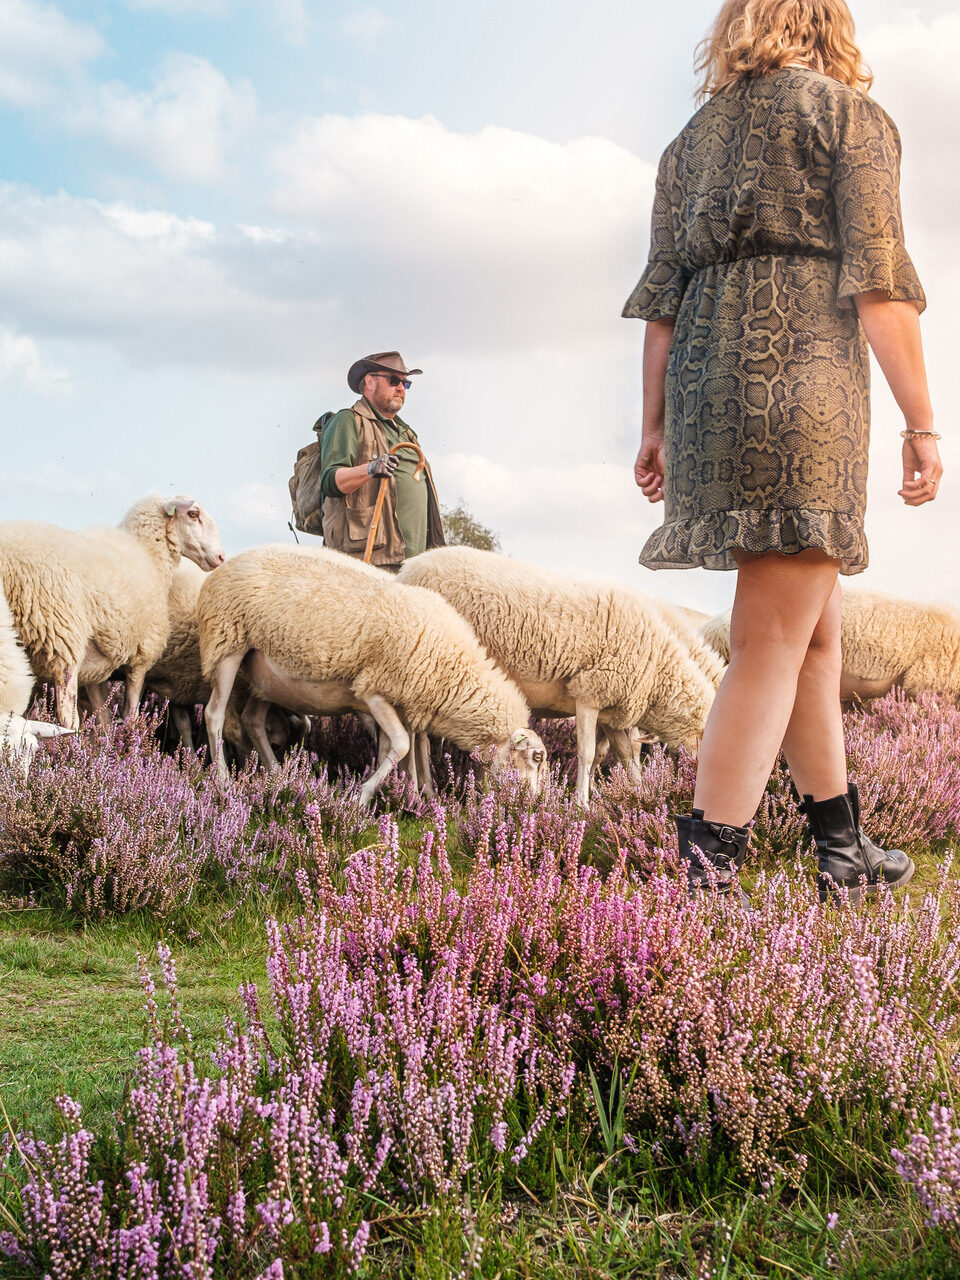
[674,810,750,903]
[800,783,914,905]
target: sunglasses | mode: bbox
[370,373,412,390]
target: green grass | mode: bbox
[0,895,276,1140]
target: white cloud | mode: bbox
[0,327,71,395]
[0,0,105,107]
[862,12,960,234]
[338,6,394,46]
[70,54,257,184]
[272,113,655,354]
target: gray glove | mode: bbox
[367,453,399,479]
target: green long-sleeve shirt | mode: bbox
[319,403,429,558]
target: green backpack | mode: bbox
[288,412,334,536]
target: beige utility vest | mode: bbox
[321,399,443,566]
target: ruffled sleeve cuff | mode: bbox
[837,241,926,314]
[622,259,689,320]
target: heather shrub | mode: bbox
[0,712,203,917]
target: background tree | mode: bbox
[440,501,501,552]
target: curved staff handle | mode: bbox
[362,440,427,564]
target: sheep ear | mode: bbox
[511,729,529,746]
[165,496,198,518]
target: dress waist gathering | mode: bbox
[687,249,840,276]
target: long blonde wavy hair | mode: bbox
[696,0,872,100]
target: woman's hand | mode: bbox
[899,434,943,506]
[635,435,665,503]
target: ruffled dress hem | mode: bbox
[640,507,868,575]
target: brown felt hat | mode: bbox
[347,351,423,395]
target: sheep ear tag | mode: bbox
[512,730,529,746]
[164,503,178,517]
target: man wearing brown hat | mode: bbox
[319,351,445,568]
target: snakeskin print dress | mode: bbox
[624,67,925,575]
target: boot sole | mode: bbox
[818,857,916,907]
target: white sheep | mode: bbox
[196,544,547,804]
[0,590,71,773]
[700,588,960,703]
[145,558,305,759]
[0,496,224,729]
[397,546,722,806]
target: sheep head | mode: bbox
[491,727,548,795]
[164,498,226,572]
[1,715,73,777]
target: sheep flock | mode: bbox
[1,494,957,804]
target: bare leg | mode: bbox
[359,693,410,807]
[55,669,80,731]
[241,694,280,770]
[169,703,195,751]
[205,651,246,778]
[85,682,114,728]
[780,580,847,801]
[415,731,436,799]
[693,549,840,826]
[574,702,599,807]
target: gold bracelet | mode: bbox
[900,429,942,441]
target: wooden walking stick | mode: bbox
[363,440,427,564]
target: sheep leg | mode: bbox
[358,693,410,808]
[415,732,436,799]
[399,734,419,792]
[604,727,642,779]
[85,682,114,728]
[205,650,246,778]
[592,728,612,777]
[170,703,195,751]
[241,694,281,771]
[358,712,378,744]
[55,669,80,731]
[574,702,600,807]
[123,665,149,718]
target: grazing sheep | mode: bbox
[196,545,547,804]
[397,546,720,805]
[699,588,960,703]
[0,496,224,729]
[0,590,70,773]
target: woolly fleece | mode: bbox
[0,591,34,717]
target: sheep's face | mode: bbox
[166,499,226,571]
[1,716,73,777]
[492,728,547,795]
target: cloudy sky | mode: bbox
[1,0,956,615]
